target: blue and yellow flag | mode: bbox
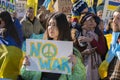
[0,37,24,80]
[43,0,55,12]
[26,0,38,16]
[108,1,120,10]
[84,0,103,7]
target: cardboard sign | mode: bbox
[54,0,72,14]
[26,39,73,75]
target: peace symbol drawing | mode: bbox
[41,43,58,59]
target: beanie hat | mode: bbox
[71,0,88,16]
[96,5,104,12]
[79,12,94,25]
[71,0,88,22]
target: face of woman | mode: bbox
[83,17,96,31]
[112,12,120,31]
[48,18,59,40]
[0,18,5,28]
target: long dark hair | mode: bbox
[44,12,72,41]
[0,11,21,45]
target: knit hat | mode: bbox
[79,12,94,25]
[71,0,88,22]
[71,0,88,16]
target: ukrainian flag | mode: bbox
[43,0,55,12]
[105,34,112,49]
[0,38,24,80]
[42,0,51,9]
[108,1,120,10]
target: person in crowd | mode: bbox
[38,6,46,14]
[66,14,72,29]
[104,18,113,49]
[98,20,104,33]
[37,11,49,30]
[97,9,103,20]
[11,11,23,43]
[71,0,88,23]
[21,12,86,80]
[20,7,45,40]
[0,11,24,80]
[99,6,120,80]
[78,12,108,80]
[104,17,113,34]
[71,28,88,53]
[71,0,88,31]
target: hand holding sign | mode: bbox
[68,54,77,66]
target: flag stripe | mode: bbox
[109,1,120,6]
[107,5,118,10]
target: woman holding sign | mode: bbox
[21,12,86,80]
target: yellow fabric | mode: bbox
[71,0,77,4]
[26,0,38,16]
[71,15,80,22]
[105,34,112,49]
[47,0,54,13]
[0,46,24,80]
[107,5,118,11]
[97,0,103,6]
[98,60,109,79]
[85,0,103,7]
[84,0,93,7]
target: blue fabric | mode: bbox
[0,37,8,45]
[0,35,19,48]
[116,47,120,60]
[13,18,23,43]
[106,32,120,62]
[5,35,21,48]
[42,0,51,9]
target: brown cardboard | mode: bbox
[54,0,72,14]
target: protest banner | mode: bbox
[0,79,11,80]
[54,0,72,14]
[15,0,26,19]
[102,0,120,21]
[0,0,15,12]
[26,39,73,75]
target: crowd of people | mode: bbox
[0,0,120,80]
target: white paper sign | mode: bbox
[102,0,120,21]
[26,39,73,75]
